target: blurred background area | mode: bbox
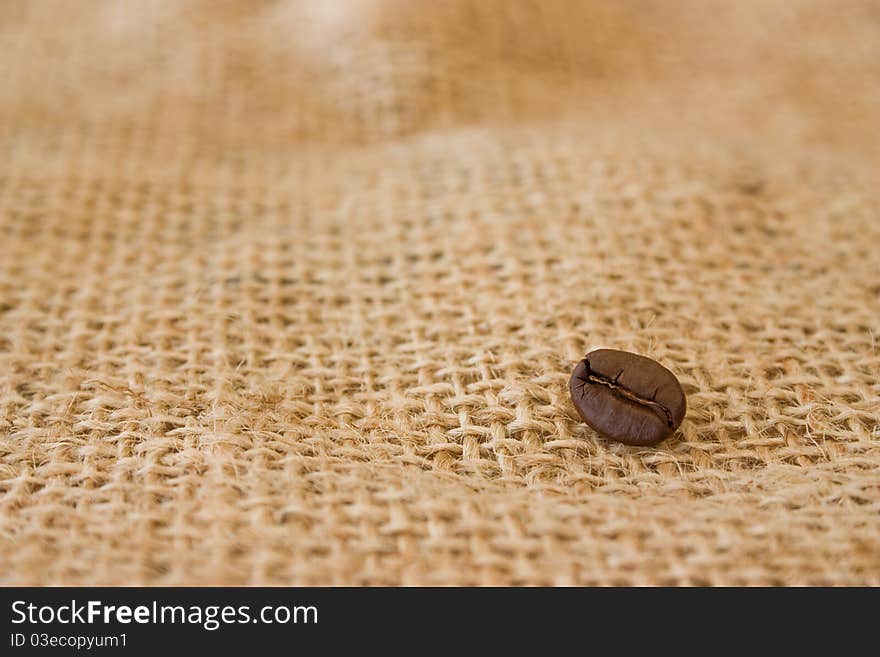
[1,0,878,169]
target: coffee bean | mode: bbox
[569,349,686,446]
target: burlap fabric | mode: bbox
[1,1,878,586]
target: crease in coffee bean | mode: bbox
[575,359,674,428]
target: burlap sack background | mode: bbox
[1,1,878,585]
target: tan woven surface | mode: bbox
[1,1,879,585]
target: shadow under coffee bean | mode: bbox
[569,349,686,446]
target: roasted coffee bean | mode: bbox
[569,349,686,446]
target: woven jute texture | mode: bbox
[2,1,879,586]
